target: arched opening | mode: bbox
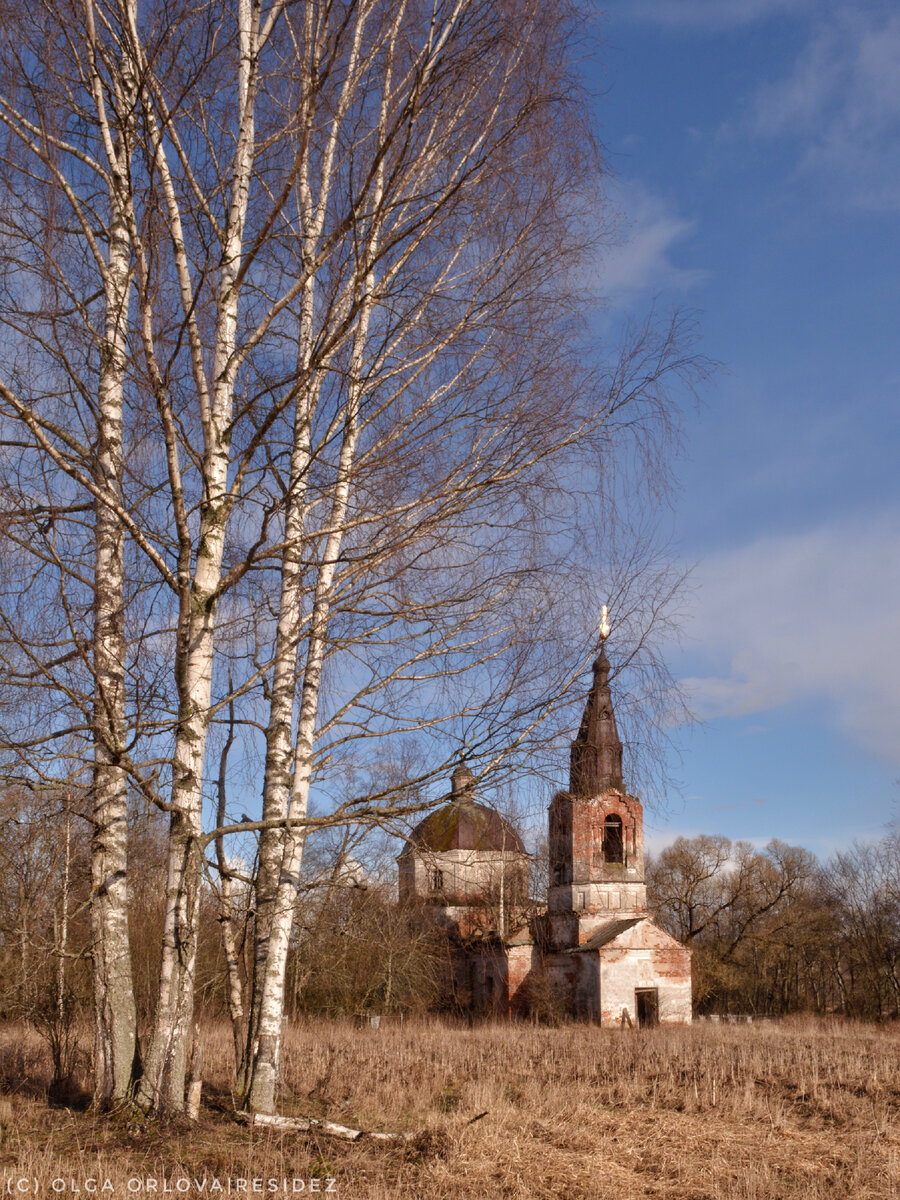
[428,866,444,892]
[603,814,624,863]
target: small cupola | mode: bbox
[451,763,476,797]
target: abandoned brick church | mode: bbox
[398,642,692,1025]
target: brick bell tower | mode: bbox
[548,629,647,947]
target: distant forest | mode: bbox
[645,832,900,1020]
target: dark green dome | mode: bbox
[408,798,525,854]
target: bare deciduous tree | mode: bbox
[0,0,699,1116]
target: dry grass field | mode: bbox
[1,1016,898,1199]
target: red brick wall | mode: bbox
[550,787,645,888]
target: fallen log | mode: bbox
[236,1110,417,1142]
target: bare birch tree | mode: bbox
[0,0,139,1105]
[0,0,698,1116]
[87,0,140,1108]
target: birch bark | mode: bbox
[245,387,363,1114]
[135,0,272,1114]
[246,265,377,1114]
[215,699,248,1082]
[242,0,550,1111]
[247,0,374,1100]
[86,0,138,1109]
[244,0,407,1108]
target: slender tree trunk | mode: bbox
[135,554,229,1113]
[220,880,247,1085]
[90,5,138,1101]
[57,799,70,1020]
[134,406,238,1113]
[136,0,261,1114]
[245,289,371,1114]
[245,0,370,1092]
[244,4,398,1109]
[215,698,247,1085]
[246,292,316,1094]
[17,874,28,1014]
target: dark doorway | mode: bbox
[483,968,505,1014]
[635,988,659,1028]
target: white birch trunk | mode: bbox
[244,4,405,1108]
[136,0,262,1115]
[213,704,247,1082]
[246,288,373,1114]
[135,346,240,1112]
[246,0,372,1096]
[89,0,138,1106]
[205,694,249,1084]
[247,307,315,1089]
[244,469,355,1113]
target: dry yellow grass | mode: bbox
[1,1016,898,1199]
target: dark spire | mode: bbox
[569,642,624,796]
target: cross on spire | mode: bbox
[599,604,610,641]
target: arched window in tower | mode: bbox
[603,814,624,864]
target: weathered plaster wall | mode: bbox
[398,847,529,907]
[598,923,692,1026]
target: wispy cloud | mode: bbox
[615,0,812,31]
[617,1,900,210]
[746,8,900,209]
[593,180,706,301]
[712,797,769,813]
[679,512,900,762]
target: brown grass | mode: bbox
[1,1016,898,1199]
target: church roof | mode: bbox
[567,917,643,952]
[569,641,625,796]
[406,766,526,854]
[407,799,526,854]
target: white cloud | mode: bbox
[643,827,704,855]
[747,9,900,209]
[593,180,706,301]
[615,1,900,210]
[679,512,900,762]
[616,0,812,30]
[644,827,776,858]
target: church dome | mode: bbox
[407,767,526,854]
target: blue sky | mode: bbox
[586,0,900,856]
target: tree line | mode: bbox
[3,780,898,1092]
[646,831,900,1020]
